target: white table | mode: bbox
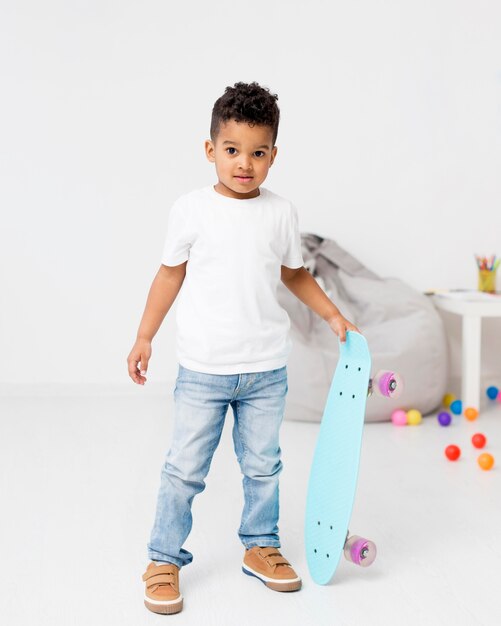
[431,292,501,410]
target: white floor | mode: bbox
[1,389,500,626]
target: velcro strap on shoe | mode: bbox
[258,547,281,558]
[257,548,291,568]
[266,555,290,567]
[144,573,175,588]
[142,565,177,582]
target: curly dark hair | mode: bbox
[210,81,280,146]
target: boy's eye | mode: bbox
[225,147,266,157]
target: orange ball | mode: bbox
[477,453,494,471]
[464,407,479,421]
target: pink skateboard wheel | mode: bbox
[344,535,377,567]
[373,371,403,399]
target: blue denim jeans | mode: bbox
[147,363,288,568]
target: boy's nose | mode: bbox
[238,157,252,170]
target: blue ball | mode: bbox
[437,411,452,426]
[450,400,462,415]
[486,386,499,400]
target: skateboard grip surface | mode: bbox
[305,331,371,584]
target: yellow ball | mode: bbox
[443,393,456,408]
[407,409,422,426]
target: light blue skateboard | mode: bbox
[305,331,402,585]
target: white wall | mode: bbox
[1,0,500,392]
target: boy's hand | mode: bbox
[127,338,152,385]
[326,313,362,343]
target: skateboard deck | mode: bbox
[305,331,371,584]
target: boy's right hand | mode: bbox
[127,338,152,385]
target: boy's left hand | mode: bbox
[326,313,362,343]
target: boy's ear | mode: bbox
[205,139,215,162]
[270,145,278,166]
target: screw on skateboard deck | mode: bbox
[304,331,402,584]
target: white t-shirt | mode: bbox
[161,184,304,374]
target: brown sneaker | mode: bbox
[142,561,183,614]
[242,546,302,592]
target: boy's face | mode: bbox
[205,118,277,199]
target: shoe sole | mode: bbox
[242,564,302,592]
[144,594,183,614]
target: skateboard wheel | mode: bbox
[372,371,403,399]
[343,535,377,567]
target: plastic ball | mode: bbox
[443,393,456,408]
[437,411,452,426]
[497,392,501,404]
[471,433,487,449]
[445,445,461,461]
[486,386,499,400]
[477,453,494,471]
[450,400,462,415]
[407,409,422,426]
[464,407,479,421]
[391,409,408,426]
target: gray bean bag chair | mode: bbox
[279,234,448,422]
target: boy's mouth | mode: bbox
[235,176,253,183]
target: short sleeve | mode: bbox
[161,199,192,266]
[282,203,304,269]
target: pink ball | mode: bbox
[391,409,408,426]
[497,391,501,403]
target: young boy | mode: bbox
[127,81,360,614]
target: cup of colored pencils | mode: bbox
[475,255,499,293]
